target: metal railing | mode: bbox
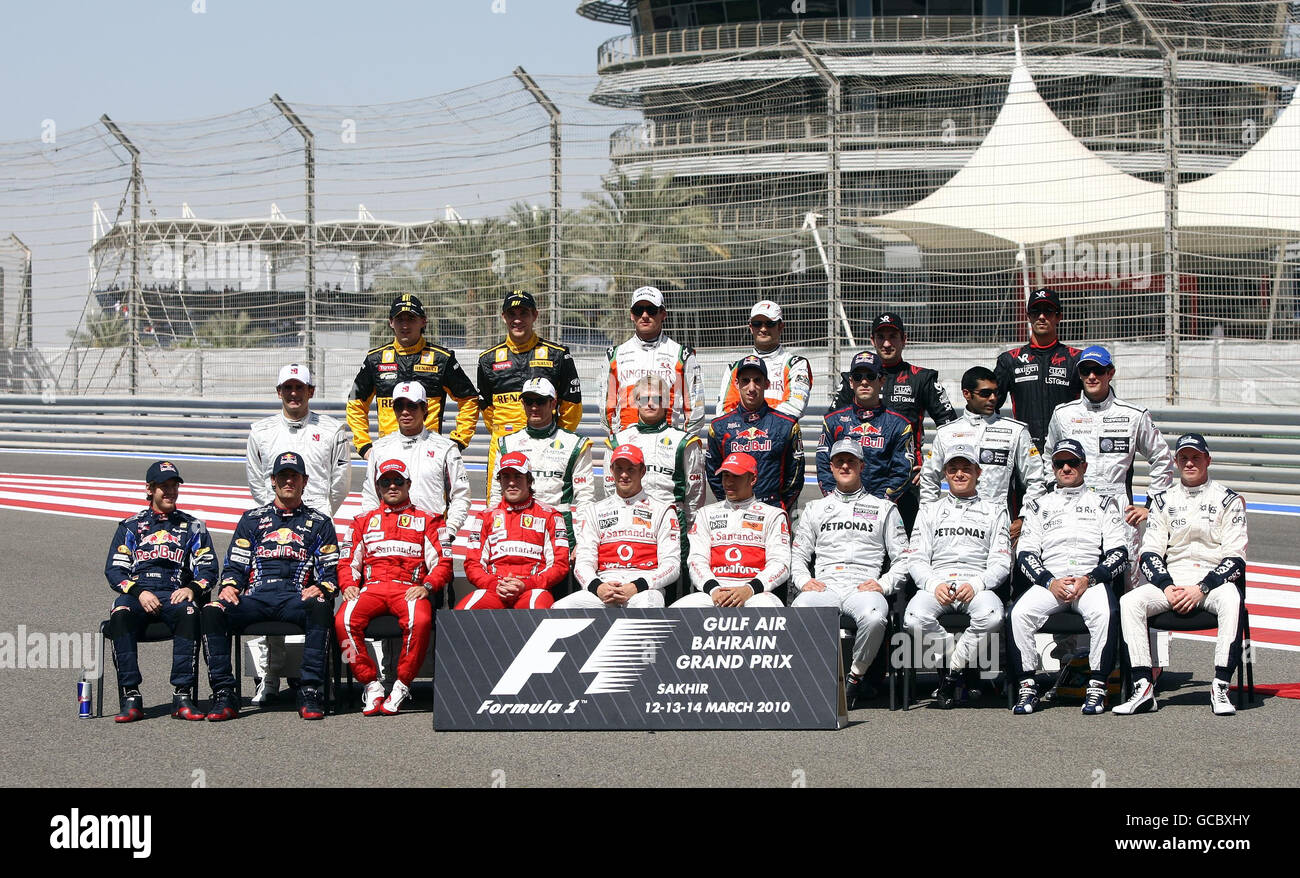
[2,396,1296,496]
[608,110,1253,157]
[596,16,1272,70]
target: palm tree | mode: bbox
[68,309,128,348]
[566,172,731,345]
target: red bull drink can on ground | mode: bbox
[78,676,92,718]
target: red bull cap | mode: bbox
[272,452,307,476]
[145,460,183,485]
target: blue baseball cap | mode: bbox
[736,354,768,379]
[1051,438,1087,461]
[849,350,882,377]
[1079,345,1113,368]
[145,460,183,484]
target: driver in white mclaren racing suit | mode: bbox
[671,452,789,609]
[903,443,1011,709]
[553,444,679,609]
[792,439,910,706]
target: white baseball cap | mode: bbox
[276,363,313,387]
[521,377,556,400]
[630,285,664,308]
[392,381,427,404]
[750,300,782,322]
[942,443,980,466]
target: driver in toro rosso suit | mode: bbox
[671,453,789,609]
[553,444,680,609]
[705,355,804,516]
[792,439,910,707]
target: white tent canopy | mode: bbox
[871,46,1300,254]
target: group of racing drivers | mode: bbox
[104,285,1250,722]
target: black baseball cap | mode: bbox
[389,293,426,319]
[1027,287,1062,313]
[502,290,538,313]
[736,354,768,379]
[871,313,906,335]
[145,460,183,484]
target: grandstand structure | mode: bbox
[4,1,1299,405]
[578,0,1300,402]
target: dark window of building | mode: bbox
[880,0,928,14]
[725,0,759,21]
[1012,0,1065,14]
[928,0,978,13]
[695,1,727,24]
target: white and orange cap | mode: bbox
[750,300,782,322]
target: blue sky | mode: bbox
[0,1,621,141]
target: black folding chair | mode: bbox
[233,621,336,714]
[95,619,179,717]
[1129,602,1255,708]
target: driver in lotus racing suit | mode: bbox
[553,444,679,609]
[792,439,910,706]
[671,453,789,609]
[904,443,1011,709]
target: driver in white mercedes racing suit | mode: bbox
[792,438,910,707]
[903,443,1011,709]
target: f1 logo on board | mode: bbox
[491,618,677,696]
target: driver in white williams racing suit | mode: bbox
[671,453,789,609]
[903,443,1011,709]
[1045,345,1173,587]
[1008,439,1129,716]
[792,439,910,707]
[553,445,679,609]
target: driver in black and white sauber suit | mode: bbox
[671,453,788,609]
[792,439,909,707]
[1008,439,1129,717]
[553,444,679,609]
[904,443,1011,709]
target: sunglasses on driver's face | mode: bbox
[377,476,406,488]
[393,400,421,412]
[1079,364,1109,377]
[1052,457,1083,470]
[631,304,661,318]
[750,320,778,330]
[970,388,997,398]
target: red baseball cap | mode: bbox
[497,451,531,477]
[375,459,408,481]
[609,444,645,466]
[717,452,757,476]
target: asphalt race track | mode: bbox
[1,449,1297,788]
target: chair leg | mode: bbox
[96,625,107,718]
[233,635,242,702]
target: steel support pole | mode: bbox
[271,95,316,376]
[513,67,562,334]
[1124,0,1179,404]
[791,33,844,387]
[100,115,140,395]
[12,234,32,349]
